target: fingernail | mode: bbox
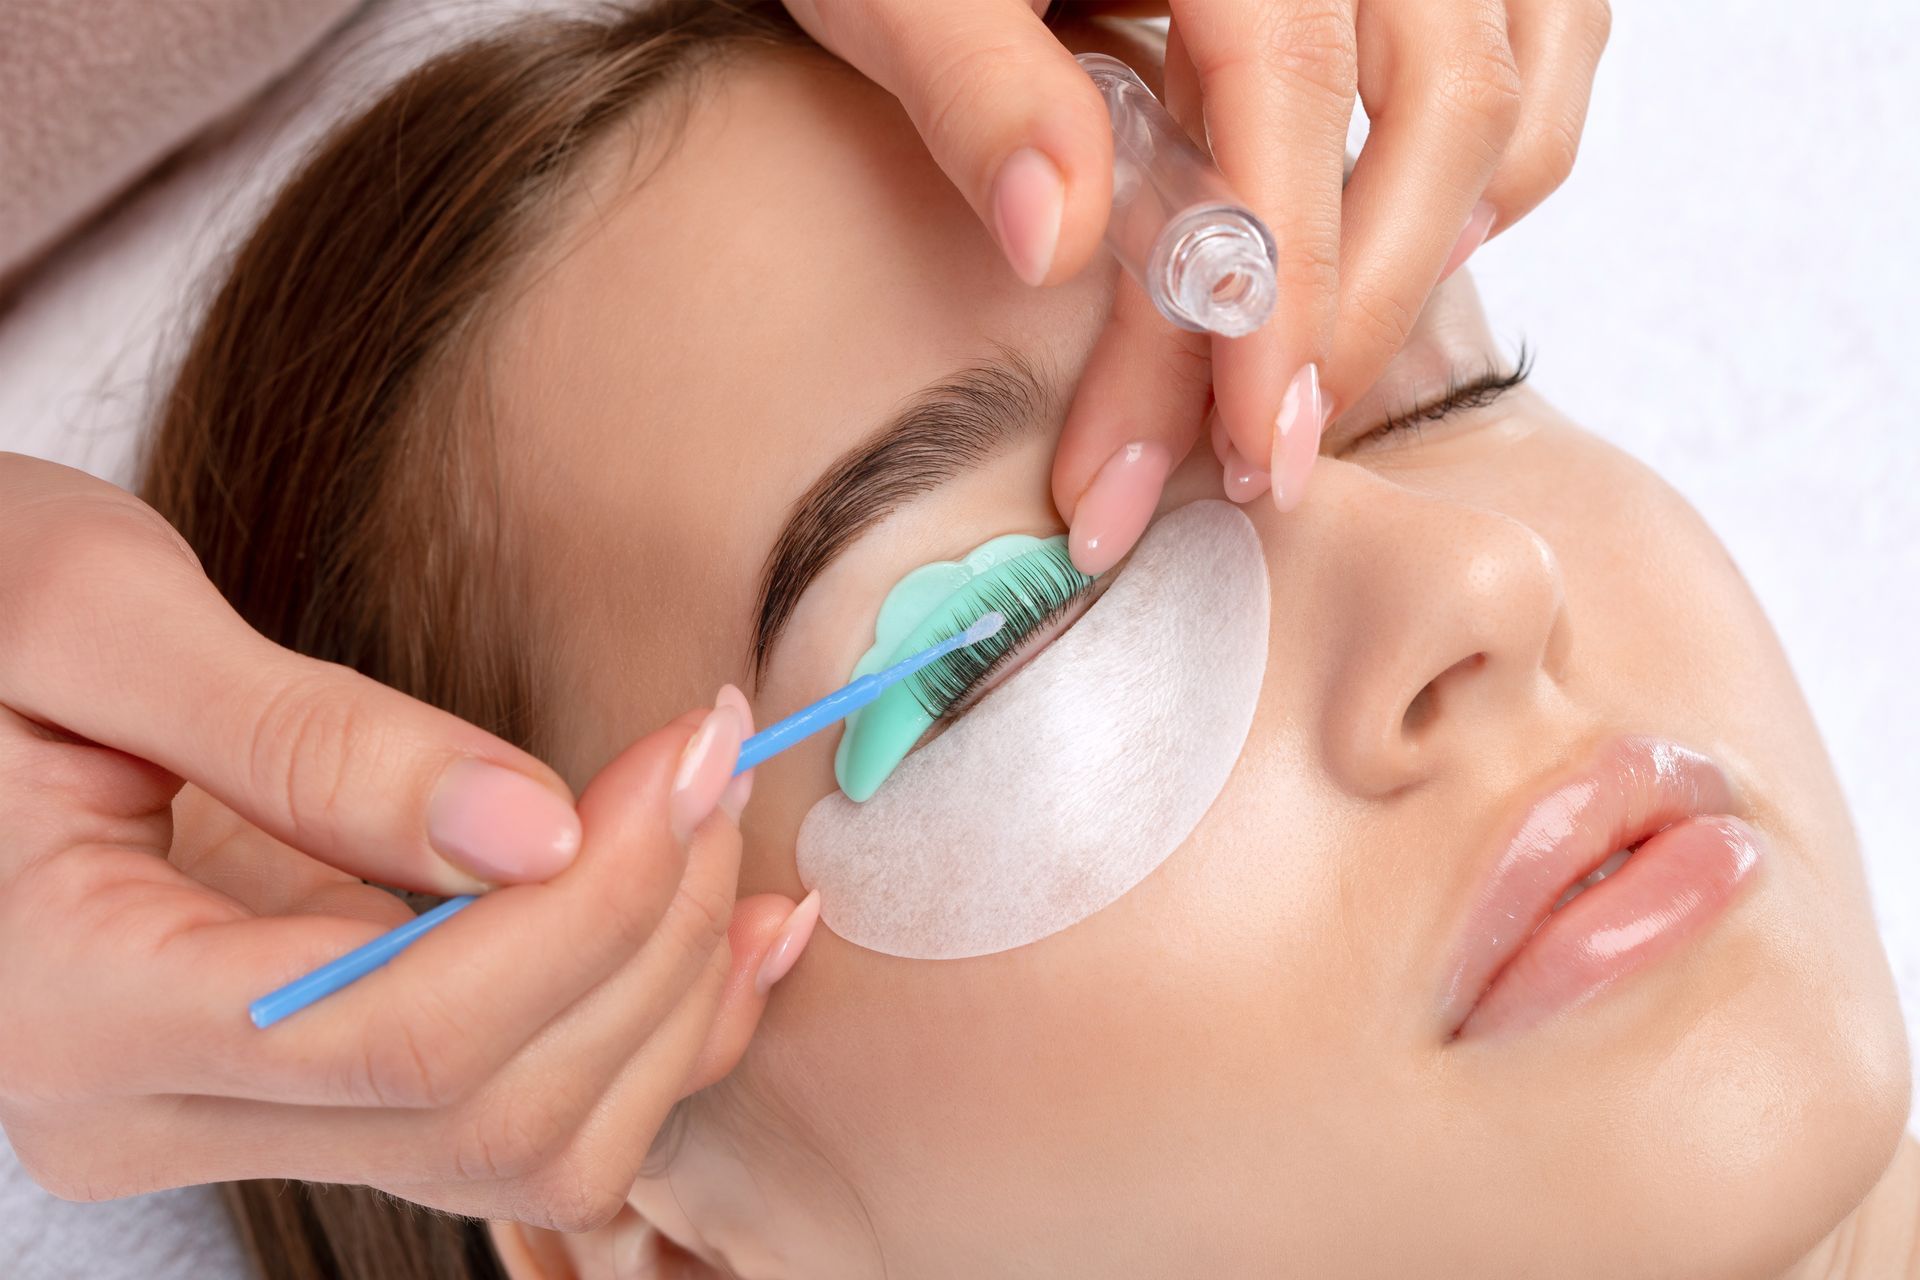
[427,760,582,885]
[1068,440,1173,575]
[714,684,755,821]
[1270,363,1326,513]
[1221,442,1270,503]
[755,889,822,995]
[991,147,1064,287]
[1439,199,1497,283]
[670,705,743,845]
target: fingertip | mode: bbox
[990,146,1065,287]
[753,889,822,995]
[680,891,819,1094]
[713,684,754,820]
[1020,70,1114,286]
[1437,199,1497,283]
[1067,440,1172,575]
[425,759,582,887]
[1269,364,1329,514]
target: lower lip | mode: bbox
[1454,815,1767,1040]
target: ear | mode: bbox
[487,1206,731,1280]
[677,890,818,1095]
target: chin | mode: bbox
[1577,891,1909,1278]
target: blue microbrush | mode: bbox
[247,611,1006,1028]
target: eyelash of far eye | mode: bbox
[906,541,1097,723]
[1343,341,1536,455]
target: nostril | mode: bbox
[1402,653,1487,737]
[1403,682,1439,734]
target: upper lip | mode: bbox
[1436,735,1739,1038]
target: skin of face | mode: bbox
[472,29,1913,1280]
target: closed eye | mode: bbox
[1338,342,1535,456]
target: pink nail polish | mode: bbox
[755,889,822,995]
[1221,441,1271,503]
[1270,363,1325,513]
[1068,440,1173,575]
[427,759,581,885]
[669,705,743,845]
[991,147,1065,287]
[714,684,755,820]
[1439,199,1497,283]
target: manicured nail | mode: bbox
[428,759,581,885]
[1270,363,1326,513]
[1221,443,1271,503]
[714,684,755,820]
[670,705,743,845]
[1439,199,1497,283]
[991,147,1065,287]
[755,889,822,995]
[1068,440,1173,575]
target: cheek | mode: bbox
[794,501,1268,959]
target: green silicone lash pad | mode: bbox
[834,534,1093,802]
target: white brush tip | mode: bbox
[961,611,1006,646]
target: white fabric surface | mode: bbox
[0,2,1915,1276]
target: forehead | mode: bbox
[482,48,1109,763]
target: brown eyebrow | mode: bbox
[748,345,1059,682]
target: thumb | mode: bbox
[174,626,582,896]
[4,551,576,898]
[679,890,823,1096]
[782,0,1112,286]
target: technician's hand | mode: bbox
[0,454,818,1229]
[779,0,1608,570]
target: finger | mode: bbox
[0,703,180,869]
[1328,0,1521,405]
[1476,0,1611,228]
[84,938,730,1220]
[0,457,578,895]
[96,892,804,1220]
[1161,18,1203,146]
[1051,273,1212,574]
[28,787,770,1215]
[781,0,1113,286]
[438,891,811,1232]
[1172,0,1353,507]
[6,707,738,1110]
[165,783,395,920]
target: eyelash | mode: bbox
[908,540,1096,722]
[1343,341,1535,455]
[904,344,1536,723]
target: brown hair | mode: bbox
[139,3,811,1276]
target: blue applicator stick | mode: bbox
[247,612,1006,1029]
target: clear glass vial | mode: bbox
[1076,51,1278,339]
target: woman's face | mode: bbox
[479,35,1910,1280]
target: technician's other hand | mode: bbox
[779,0,1607,571]
[0,453,817,1230]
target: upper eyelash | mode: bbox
[1346,341,1535,453]
[907,541,1096,720]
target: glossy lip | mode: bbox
[1437,735,1759,1040]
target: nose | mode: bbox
[1306,468,1571,797]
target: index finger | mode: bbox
[1172,0,1354,501]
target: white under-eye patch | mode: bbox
[795,499,1269,959]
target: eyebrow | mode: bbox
[748,345,1060,681]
